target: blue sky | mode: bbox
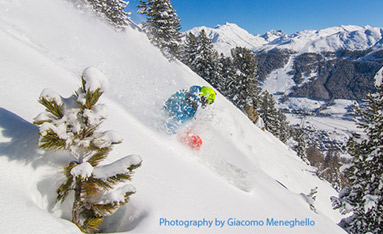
[127,0,383,35]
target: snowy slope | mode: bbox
[188,23,383,54]
[0,1,345,233]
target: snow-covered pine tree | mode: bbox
[181,29,222,89]
[33,67,142,233]
[69,0,131,29]
[138,0,182,58]
[87,0,131,29]
[291,126,308,163]
[226,46,261,111]
[193,29,220,87]
[331,83,383,234]
[181,32,199,67]
[217,53,235,95]
[276,108,290,143]
[258,91,278,135]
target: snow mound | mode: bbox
[40,88,63,105]
[71,162,94,179]
[93,155,142,179]
[82,66,110,92]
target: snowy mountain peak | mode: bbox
[215,22,241,29]
[187,24,383,54]
[261,29,286,42]
[188,22,268,56]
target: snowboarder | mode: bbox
[163,86,216,149]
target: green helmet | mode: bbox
[200,86,216,105]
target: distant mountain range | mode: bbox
[188,22,383,56]
[186,23,383,101]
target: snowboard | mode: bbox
[178,131,202,150]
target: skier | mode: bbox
[163,85,216,149]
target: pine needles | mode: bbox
[34,67,142,233]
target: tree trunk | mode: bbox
[245,104,259,124]
[72,177,83,231]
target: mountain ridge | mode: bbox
[187,23,383,55]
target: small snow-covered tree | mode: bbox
[34,67,142,233]
[138,0,182,58]
[307,187,318,213]
[331,83,383,234]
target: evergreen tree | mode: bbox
[138,0,182,58]
[276,108,290,143]
[181,29,221,88]
[258,91,278,134]
[69,0,131,29]
[33,67,142,233]
[292,127,308,163]
[217,53,235,94]
[192,29,220,87]
[226,46,261,110]
[90,0,130,28]
[181,32,199,67]
[332,84,383,234]
[319,146,345,191]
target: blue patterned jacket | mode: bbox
[163,86,201,133]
